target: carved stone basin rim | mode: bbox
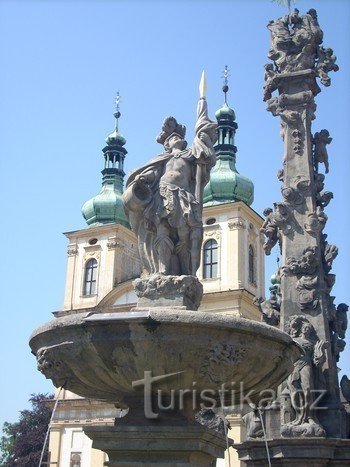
[29,309,301,406]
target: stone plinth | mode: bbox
[84,424,227,467]
[234,438,350,466]
[133,274,203,310]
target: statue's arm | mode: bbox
[135,169,156,185]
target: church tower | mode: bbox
[82,94,128,228]
[199,68,265,319]
[60,97,140,314]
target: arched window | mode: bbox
[70,453,81,467]
[83,258,98,296]
[249,245,255,284]
[203,239,218,279]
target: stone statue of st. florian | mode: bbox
[123,73,217,309]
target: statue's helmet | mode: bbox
[156,116,186,147]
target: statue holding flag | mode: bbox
[122,72,217,278]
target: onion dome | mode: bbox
[82,97,129,228]
[203,69,254,206]
[215,103,236,121]
[269,272,280,295]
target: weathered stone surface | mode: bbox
[84,424,228,466]
[133,273,203,310]
[29,310,300,409]
[261,7,344,440]
[122,95,217,277]
[234,438,350,466]
[242,409,264,440]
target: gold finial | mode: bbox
[221,65,231,105]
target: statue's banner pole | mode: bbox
[193,70,217,205]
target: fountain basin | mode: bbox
[30,309,300,408]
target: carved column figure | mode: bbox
[261,8,344,438]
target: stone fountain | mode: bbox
[30,73,300,466]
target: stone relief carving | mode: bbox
[313,129,332,174]
[254,295,280,327]
[195,408,226,435]
[107,237,125,250]
[254,270,281,326]
[334,303,348,340]
[37,344,75,388]
[266,96,307,155]
[282,247,320,312]
[304,207,327,235]
[199,343,247,385]
[296,275,319,311]
[329,303,348,362]
[260,203,292,255]
[242,409,264,440]
[67,244,78,256]
[266,8,338,80]
[283,246,319,276]
[314,173,325,193]
[324,273,336,294]
[281,187,303,206]
[281,177,311,207]
[316,47,339,87]
[133,273,203,311]
[323,243,338,273]
[228,218,246,230]
[316,190,333,208]
[281,315,327,438]
[84,252,101,261]
[203,229,221,242]
[340,375,350,404]
[277,168,284,182]
[263,63,278,102]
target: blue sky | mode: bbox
[0,0,349,427]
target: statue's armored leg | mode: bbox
[176,227,191,275]
[155,222,174,275]
[190,226,203,276]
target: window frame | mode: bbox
[83,258,98,296]
[203,239,218,279]
[248,244,256,285]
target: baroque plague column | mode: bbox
[236,8,350,467]
[263,7,342,438]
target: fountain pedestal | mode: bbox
[85,424,227,467]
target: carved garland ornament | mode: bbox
[203,229,221,242]
[84,252,101,262]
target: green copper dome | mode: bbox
[204,91,254,207]
[215,103,236,120]
[82,108,129,228]
[105,129,126,146]
[82,174,128,228]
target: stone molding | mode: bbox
[67,244,78,256]
[228,218,246,230]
